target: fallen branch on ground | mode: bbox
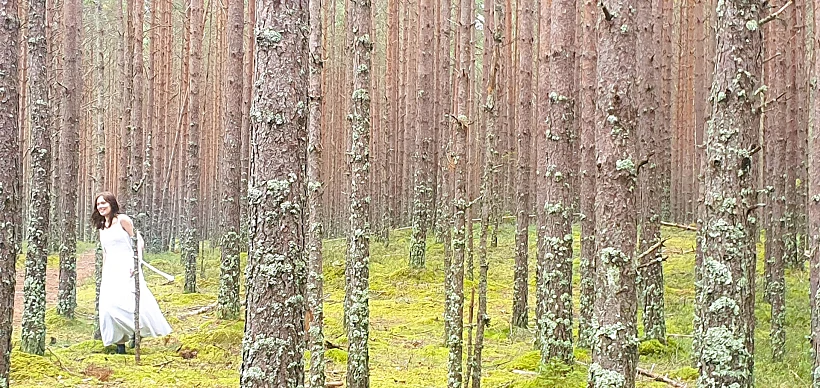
[660,221,697,231]
[178,303,217,318]
[637,367,688,388]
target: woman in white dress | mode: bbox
[92,192,172,354]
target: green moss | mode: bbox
[326,348,348,363]
[9,351,84,385]
[669,366,698,381]
[638,339,672,356]
[509,351,541,371]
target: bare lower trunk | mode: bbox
[576,0,597,349]
[0,0,21,383]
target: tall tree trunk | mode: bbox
[56,0,81,319]
[695,0,762,385]
[576,0,596,349]
[588,0,639,385]
[637,0,666,343]
[470,5,501,386]
[306,0,325,384]
[762,0,789,360]
[538,0,575,364]
[182,0,203,294]
[408,0,435,269]
[0,0,21,383]
[435,0,452,256]
[216,0,243,320]
[810,0,820,380]
[446,0,470,382]
[345,0,372,385]
[240,1,308,385]
[92,0,105,339]
[511,0,532,330]
[21,0,51,356]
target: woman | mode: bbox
[92,192,172,354]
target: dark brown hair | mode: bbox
[91,192,120,230]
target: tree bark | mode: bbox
[576,0,597,349]
[446,0,470,383]
[21,0,51,356]
[408,0,436,269]
[695,0,762,385]
[762,0,789,361]
[511,0,533,331]
[470,5,501,387]
[588,0,639,385]
[182,0,203,294]
[306,0,325,384]
[0,0,20,383]
[345,0,372,386]
[538,0,575,364]
[240,1,308,385]
[216,0,243,320]
[810,1,820,380]
[637,0,666,344]
[56,0,81,319]
[806,0,820,387]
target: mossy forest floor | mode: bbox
[9,223,813,387]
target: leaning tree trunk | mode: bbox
[216,0,244,321]
[0,0,21,383]
[56,0,81,319]
[182,0,203,294]
[306,0,325,383]
[538,0,575,364]
[470,5,501,387]
[21,0,51,357]
[695,0,763,386]
[345,0,372,386]
[588,0,639,386]
[239,0,309,386]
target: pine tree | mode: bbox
[588,0,639,385]
[182,0,204,294]
[216,0,243,320]
[0,0,21,383]
[345,0,373,387]
[538,0,575,363]
[21,0,51,357]
[576,0,597,349]
[56,0,81,319]
[306,0,326,383]
[239,0,309,385]
[408,0,436,269]
[695,0,763,385]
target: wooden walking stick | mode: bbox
[131,230,142,363]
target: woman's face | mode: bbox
[96,196,112,217]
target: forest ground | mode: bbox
[6,224,812,387]
[12,245,97,326]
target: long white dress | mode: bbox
[99,215,172,346]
